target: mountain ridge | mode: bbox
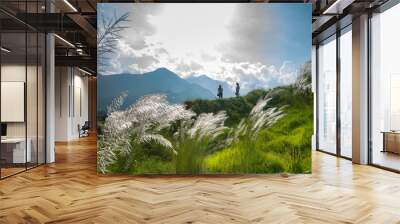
[97,68,215,115]
[186,74,235,97]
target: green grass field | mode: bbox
[99,82,313,174]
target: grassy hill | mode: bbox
[185,84,312,127]
[98,61,313,174]
[185,85,313,173]
[185,89,267,127]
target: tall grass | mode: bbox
[173,111,228,174]
[97,94,194,173]
[204,106,312,174]
[204,95,287,173]
[98,66,313,174]
[205,141,286,174]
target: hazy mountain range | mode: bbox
[98,68,234,114]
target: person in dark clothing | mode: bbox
[217,84,223,99]
[235,82,240,97]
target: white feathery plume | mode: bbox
[98,93,195,173]
[107,91,128,115]
[294,61,312,93]
[229,96,286,143]
[138,134,175,154]
[97,136,116,174]
[249,97,285,137]
[295,75,312,92]
[250,97,271,115]
[187,111,228,141]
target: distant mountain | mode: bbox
[186,75,235,97]
[98,68,215,114]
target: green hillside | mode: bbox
[102,84,313,174]
[187,86,313,173]
[98,62,313,174]
[185,89,267,127]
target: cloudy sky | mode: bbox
[98,3,311,93]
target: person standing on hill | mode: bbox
[217,84,223,99]
[235,82,240,97]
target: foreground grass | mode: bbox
[205,145,286,174]
[102,84,313,174]
[204,107,312,174]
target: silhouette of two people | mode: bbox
[217,82,240,99]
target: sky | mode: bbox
[98,3,311,93]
